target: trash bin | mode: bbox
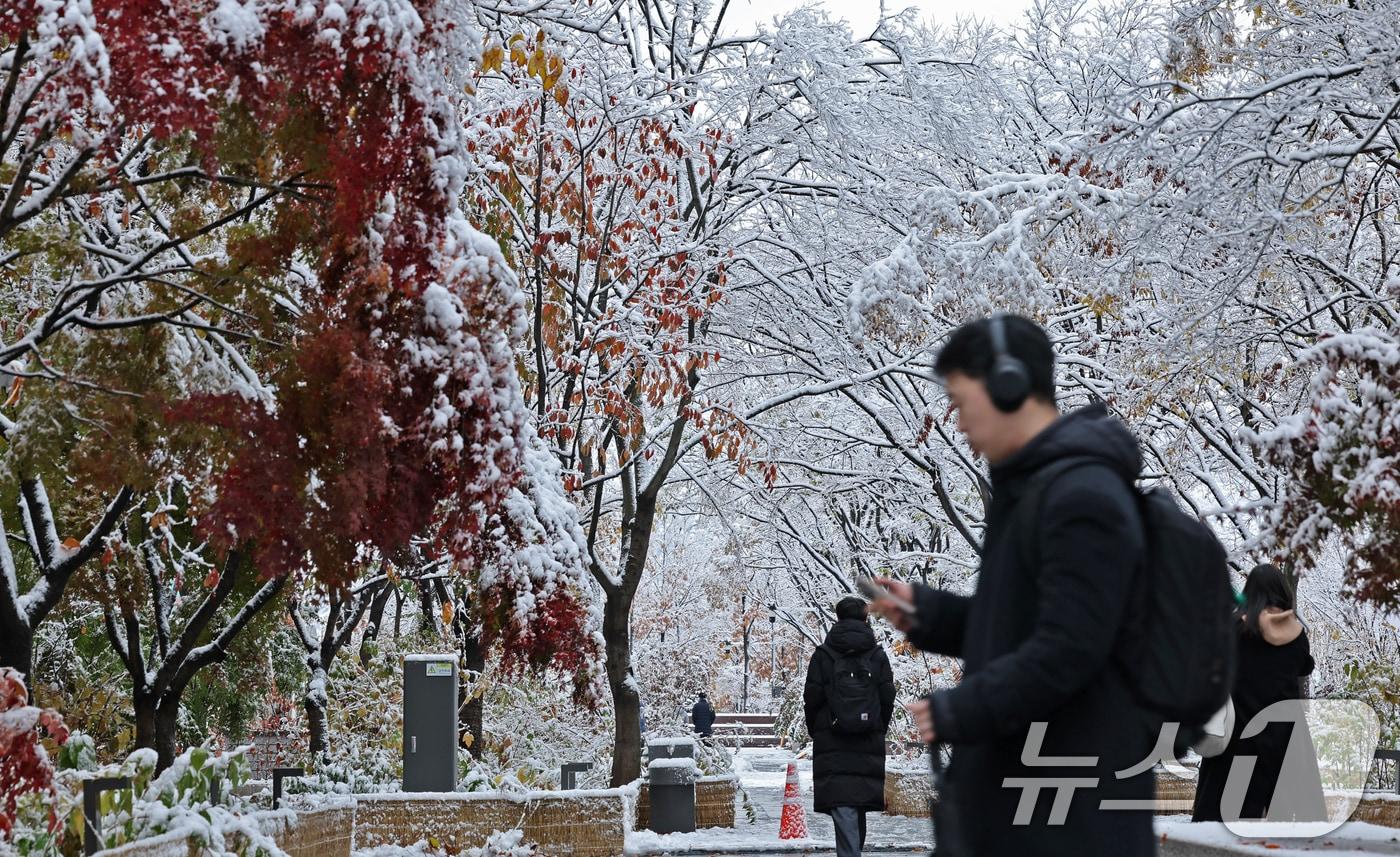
[647,758,698,834]
[647,737,695,761]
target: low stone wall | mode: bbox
[634,776,737,830]
[1155,772,1198,815]
[884,768,935,818]
[1154,779,1400,827]
[255,805,355,857]
[93,831,194,857]
[353,791,628,857]
[1330,794,1400,828]
[92,805,354,857]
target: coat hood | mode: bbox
[1255,607,1304,646]
[824,618,877,655]
[991,402,1143,490]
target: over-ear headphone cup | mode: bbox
[989,357,1031,412]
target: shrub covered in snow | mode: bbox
[0,669,69,851]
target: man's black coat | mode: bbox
[804,618,896,813]
[912,404,1157,856]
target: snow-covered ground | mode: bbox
[1155,815,1400,855]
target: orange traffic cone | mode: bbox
[778,761,809,839]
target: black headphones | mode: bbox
[987,314,1032,412]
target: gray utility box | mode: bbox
[403,655,458,792]
[647,758,697,834]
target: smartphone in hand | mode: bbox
[855,576,916,615]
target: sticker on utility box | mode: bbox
[425,662,453,677]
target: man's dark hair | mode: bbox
[933,314,1057,404]
[835,596,868,622]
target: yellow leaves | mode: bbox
[441,599,455,627]
[1082,293,1119,319]
[61,537,80,550]
[541,55,564,92]
[480,43,505,73]
[500,31,567,92]
[149,511,170,529]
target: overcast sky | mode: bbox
[721,0,1035,35]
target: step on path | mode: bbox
[710,712,781,749]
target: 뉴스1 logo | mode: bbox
[1000,699,1380,837]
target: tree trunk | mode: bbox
[304,664,330,759]
[134,692,181,771]
[153,700,181,771]
[604,588,640,787]
[0,624,32,678]
[133,690,158,759]
[459,630,485,759]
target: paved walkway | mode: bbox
[734,748,932,849]
[1156,817,1400,856]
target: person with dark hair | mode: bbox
[804,596,896,857]
[1192,564,1323,822]
[691,692,716,738]
[868,314,1158,856]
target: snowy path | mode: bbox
[635,748,1400,856]
[627,747,933,855]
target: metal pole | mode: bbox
[272,767,305,810]
[741,624,750,714]
[561,761,593,790]
[83,777,130,856]
[768,614,777,702]
[740,594,749,714]
[1376,749,1400,794]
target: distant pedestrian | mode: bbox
[804,596,895,857]
[692,692,716,738]
[1193,564,1325,822]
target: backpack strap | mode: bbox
[818,644,876,673]
[1012,456,1110,571]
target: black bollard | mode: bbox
[272,767,305,810]
[561,761,593,790]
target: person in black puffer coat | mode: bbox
[804,597,896,857]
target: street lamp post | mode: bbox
[740,594,749,714]
[768,612,777,703]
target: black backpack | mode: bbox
[819,644,883,734]
[1016,458,1236,751]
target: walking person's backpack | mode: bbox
[1016,458,1236,751]
[819,645,883,734]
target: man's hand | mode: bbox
[867,577,916,632]
[905,698,937,744]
